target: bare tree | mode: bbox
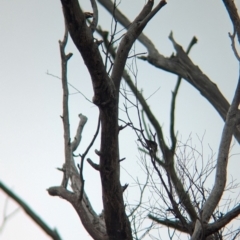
[47,1,168,239]
[44,1,240,240]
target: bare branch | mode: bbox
[0,181,62,240]
[163,33,240,143]
[111,0,166,90]
[59,20,73,188]
[128,175,149,218]
[47,18,109,240]
[205,204,240,236]
[170,36,198,152]
[90,0,98,33]
[222,0,240,43]
[79,114,100,200]
[97,0,159,55]
[72,114,88,152]
[149,214,191,233]
[46,71,92,103]
[98,24,198,223]
[0,197,20,233]
[123,71,198,223]
[229,31,240,61]
[48,186,107,240]
[87,158,100,171]
[60,0,114,107]
[140,0,167,27]
[192,71,240,239]
[98,0,240,144]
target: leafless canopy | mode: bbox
[44,1,240,240]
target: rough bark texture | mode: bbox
[60,1,130,238]
[96,0,240,239]
[96,1,240,239]
[222,0,240,43]
[46,0,240,239]
[49,1,166,239]
[47,19,108,240]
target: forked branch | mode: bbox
[98,0,240,144]
[191,72,240,239]
[48,22,107,240]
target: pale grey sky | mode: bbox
[0,1,240,239]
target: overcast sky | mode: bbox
[1,1,240,239]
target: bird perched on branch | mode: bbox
[145,139,158,156]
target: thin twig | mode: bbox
[46,71,92,103]
[170,36,197,152]
[79,114,100,200]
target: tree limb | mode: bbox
[48,186,107,240]
[98,0,240,144]
[60,0,115,107]
[48,18,107,240]
[98,25,198,224]
[111,0,163,91]
[149,214,192,233]
[169,36,197,152]
[222,0,240,43]
[89,0,98,33]
[0,181,62,240]
[205,204,240,236]
[191,71,240,239]
[72,114,88,152]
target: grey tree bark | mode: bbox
[47,0,240,239]
[48,1,167,239]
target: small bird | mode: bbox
[145,139,158,157]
